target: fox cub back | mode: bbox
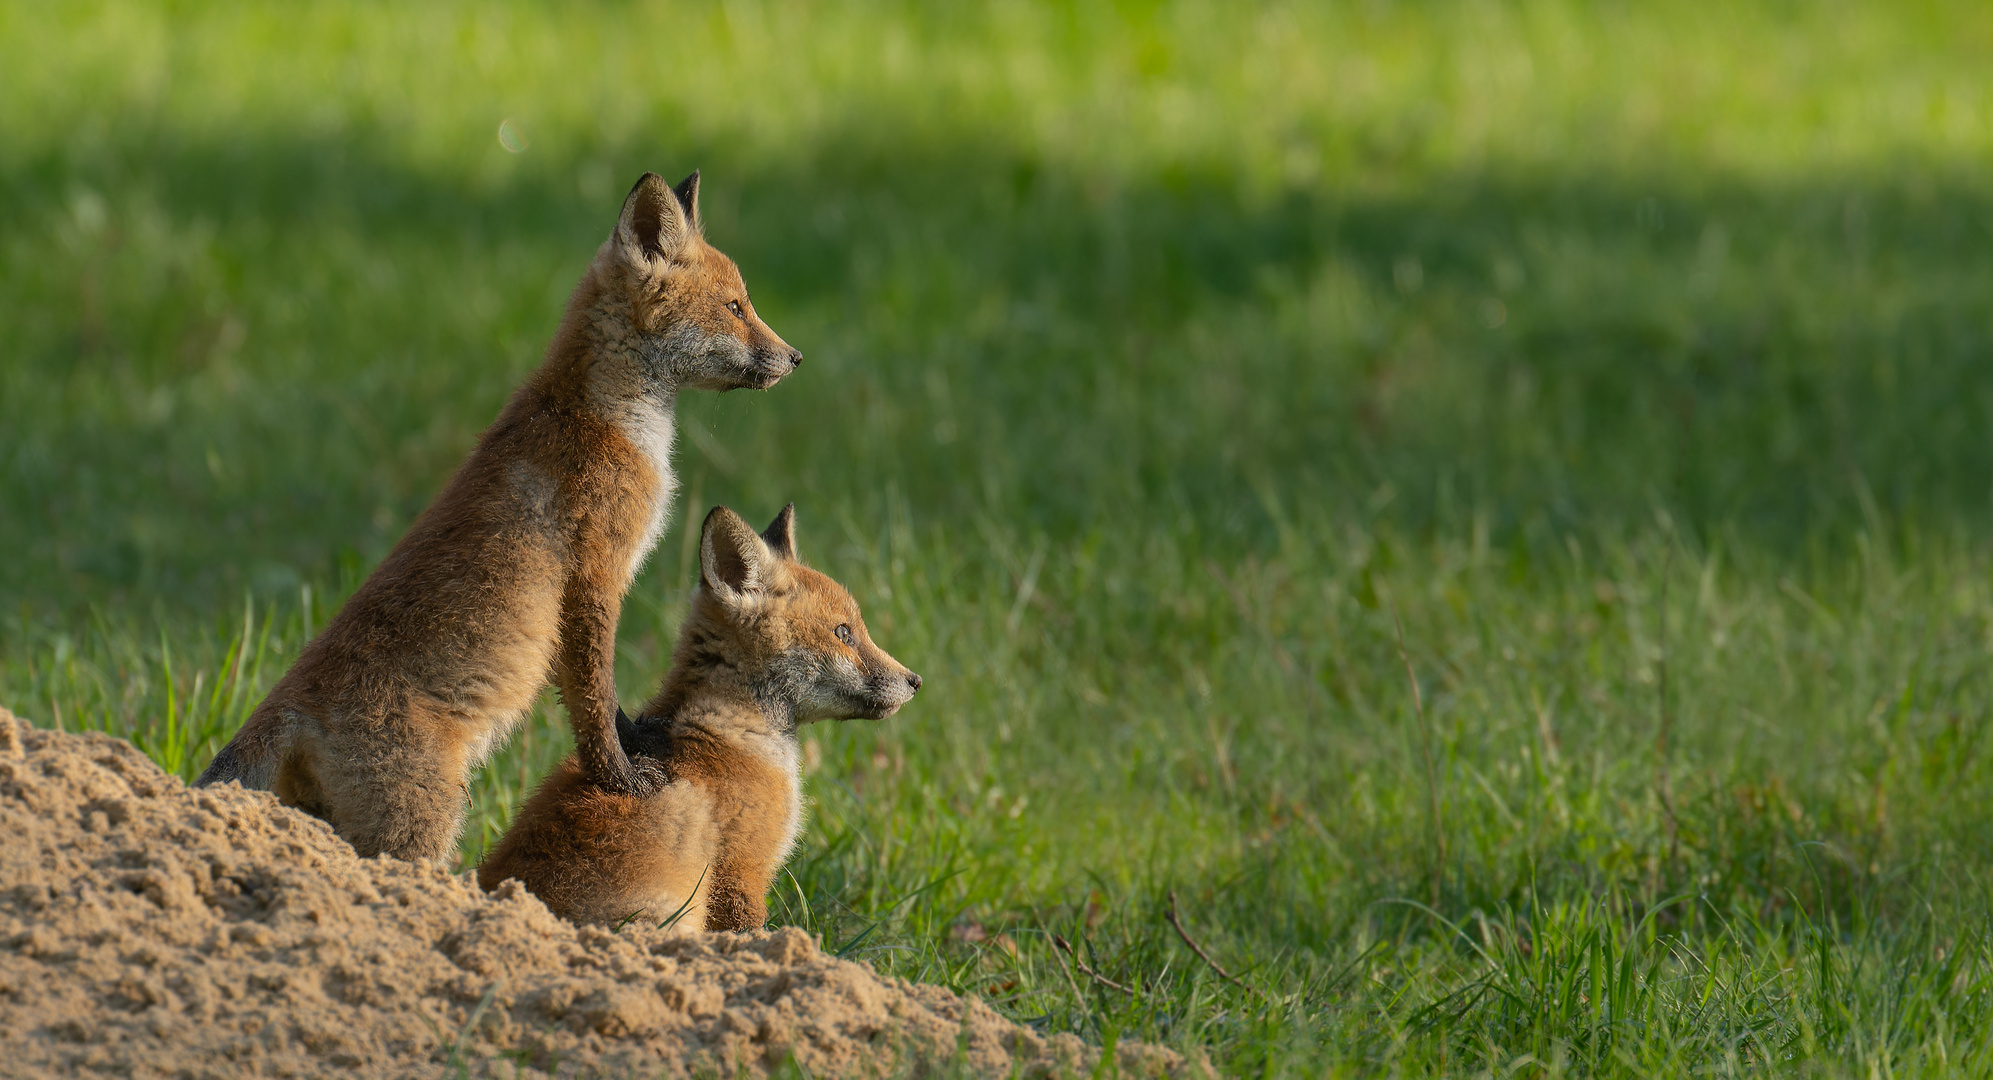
[478,504,920,930]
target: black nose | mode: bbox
[789,349,803,368]
[906,672,922,692]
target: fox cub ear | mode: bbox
[615,171,693,271]
[760,503,798,562]
[700,506,770,607]
[671,171,703,234]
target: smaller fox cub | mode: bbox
[478,504,920,931]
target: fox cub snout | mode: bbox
[478,504,919,931]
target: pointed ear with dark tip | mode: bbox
[615,171,692,270]
[760,503,798,562]
[700,506,768,607]
[672,170,703,234]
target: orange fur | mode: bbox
[198,173,801,861]
[479,505,921,930]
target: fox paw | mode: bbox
[593,755,668,798]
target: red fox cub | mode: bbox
[478,504,921,931]
[197,172,802,862]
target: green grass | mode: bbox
[7,1,1993,1074]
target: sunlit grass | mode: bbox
[6,1,1993,1074]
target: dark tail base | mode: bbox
[194,743,242,787]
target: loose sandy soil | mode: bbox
[0,708,1184,1078]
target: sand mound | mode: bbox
[0,709,1183,1078]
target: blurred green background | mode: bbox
[6,2,1993,1074]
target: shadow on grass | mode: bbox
[5,126,1993,609]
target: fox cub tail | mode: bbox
[194,733,279,789]
[194,743,247,786]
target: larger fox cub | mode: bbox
[198,172,801,861]
[478,504,921,931]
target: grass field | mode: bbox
[6,1,1993,1074]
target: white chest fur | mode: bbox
[742,731,807,866]
[615,395,678,588]
[776,742,806,865]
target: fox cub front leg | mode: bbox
[556,573,641,794]
[701,864,770,933]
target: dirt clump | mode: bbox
[0,709,1184,1078]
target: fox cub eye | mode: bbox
[833,624,854,646]
[726,300,745,320]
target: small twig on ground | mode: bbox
[1044,929,1090,1019]
[1166,891,1264,999]
[1053,934,1138,995]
